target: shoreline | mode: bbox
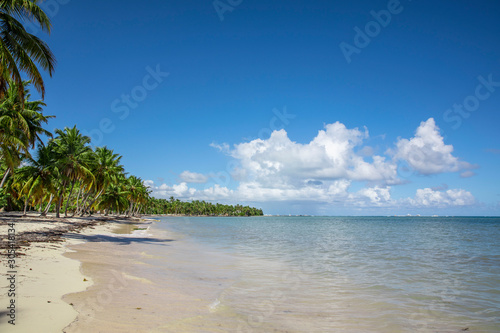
[0,212,145,332]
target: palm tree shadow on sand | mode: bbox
[65,233,174,246]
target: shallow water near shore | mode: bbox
[66,216,500,332]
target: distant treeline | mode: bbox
[146,197,263,216]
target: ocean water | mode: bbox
[109,216,500,332]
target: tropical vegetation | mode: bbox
[0,81,263,217]
[0,110,263,217]
[146,197,263,216]
[0,0,56,100]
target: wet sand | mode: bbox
[61,222,242,332]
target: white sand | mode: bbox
[0,213,128,332]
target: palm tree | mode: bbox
[98,182,128,216]
[13,144,56,215]
[0,80,53,188]
[125,175,142,217]
[0,0,56,100]
[50,126,94,217]
[132,182,150,216]
[78,146,124,216]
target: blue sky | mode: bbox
[32,0,500,215]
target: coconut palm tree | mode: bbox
[77,146,124,216]
[98,182,128,216]
[13,144,57,215]
[0,80,53,188]
[125,175,142,217]
[50,126,94,217]
[132,182,150,216]
[0,0,56,100]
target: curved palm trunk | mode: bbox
[133,202,140,216]
[64,180,76,217]
[23,197,29,216]
[132,202,138,216]
[41,194,54,216]
[0,167,11,189]
[127,201,134,217]
[77,191,92,216]
[82,188,105,216]
[56,180,67,218]
[38,198,43,213]
[71,186,83,217]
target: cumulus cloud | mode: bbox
[145,180,233,202]
[146,179,476,209]
[146,119,478,211]
[356,186,392,206]
[179,171,209,184]
[230,122,399,189]
[409,188,475,207]
[235,179,352,203]
[392,118,475,175]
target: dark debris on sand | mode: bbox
[0,215,118,255]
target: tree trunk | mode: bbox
[0,167,11,189]
[23,197,29,216]
[72,186,83,217]
[41,194,54,216]
[132,202,139,216]
[64,180,76,217]
[82,188,104,216]
[56,181,67,218]
[77,190,92,215]
[37,198,43,213]
[127,201,134,217]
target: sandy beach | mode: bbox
[1,213,250,333]
[0,212,146,332]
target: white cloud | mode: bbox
[358,146,374,157]
[145,119,479,212]
[410,188,476,207]
[143,179,155,189]
[196,184,233,200]
[392,118,475,175]
[235,179,352,203]
[210,142,230,154]
[356,186,392,206]
[179,171,209,184]
[230,122,399,189]
[146,182,196,199]
[145,180,233,202]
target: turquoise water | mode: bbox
[142,216,500,332]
